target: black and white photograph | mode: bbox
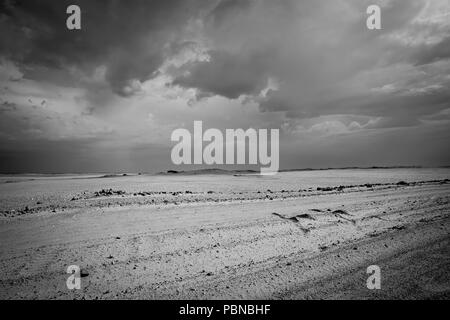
[0,0,449,305]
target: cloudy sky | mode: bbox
[0,0,449,173]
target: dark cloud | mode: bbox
[206,0,253,28]
[169,0,450,128]
[0,0,449,172]
[173,49,273,99]
[0,137,170,173]
[412,36,450,66]
[0,0,207,96]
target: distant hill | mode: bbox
[158,166,426,176]
[158,168,259,175]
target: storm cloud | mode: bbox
[0,0,210,96]
[172,0,450,124]
[0,0,449,172]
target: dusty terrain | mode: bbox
[0,169,449,299]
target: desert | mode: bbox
[0,167,449,299]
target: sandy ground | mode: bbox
[0,171,449,299]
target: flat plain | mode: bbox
[0,168,449,299]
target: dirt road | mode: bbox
[0,180,449,299]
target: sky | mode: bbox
[0,0,449,173]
